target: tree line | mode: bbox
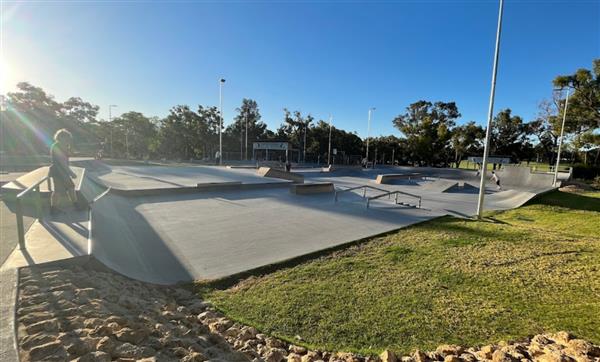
[1,59,598,167]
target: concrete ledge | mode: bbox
[375,173,423,184]
[257,167,304,183]
[290,182,334,195]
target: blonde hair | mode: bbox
[54,129,72,143]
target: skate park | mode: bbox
[0,159,566,285]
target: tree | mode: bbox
[450,121,484,167]
[0,82,100,156]
[553,59,600,165]
[225,98,268,159]
[553,59,600,134]
[392,101,460,166]
[158,105,206,159]
[489,109,530,162]
[365,135,405,165]
[111,112,157,159]
[306,120,363,164]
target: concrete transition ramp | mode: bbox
[257,167,304,183]
[495,165,555,191]
[90,192,194,284]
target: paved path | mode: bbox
[96,164,288,190]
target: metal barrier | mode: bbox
[334,185,421,209]
[15,176,51,250]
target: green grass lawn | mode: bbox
[201,191,600,356]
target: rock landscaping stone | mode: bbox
[15,263,600,362]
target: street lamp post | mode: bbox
[476,0,504,219]
[553,89,570,186]
[108,104,117,158]
[245,112,248,161]
[328,115,333,165]
[219,78,225,165]
[366,107,375,166]
[303,121,307,163]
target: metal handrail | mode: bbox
[334,184,388,201]
[15,175,51,250]
[366,189,421,209]
[334,184,421,209]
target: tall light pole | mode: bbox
[366,107,375,164]
[245,111,249,161]
[553,88,570,186]
[476,0,504,219]
[328,114,333,165]
[303,121,307,163]
[219,78,225,165]
[109,104,117,158]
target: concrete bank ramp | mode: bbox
[91,193,193,284]
[420,179,463,193]
[257,167,304,183]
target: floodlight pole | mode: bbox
[366,108,375,163]
[245,112,248,161]
[328,115,333,165]
[553,89,570,187]
[219,78,225,165]
[476,0,504,219]
[303,121,307,163]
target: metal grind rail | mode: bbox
[15,176,51,249]
[334,184,421,209]
[14,168,87,251]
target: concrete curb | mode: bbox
[0,267,19,362]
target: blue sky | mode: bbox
[1,0,598,138]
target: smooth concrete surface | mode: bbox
[86,163,555,284]
[2,161,558,285]
[94,164,291,190]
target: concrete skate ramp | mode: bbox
[495,166,555,190]
[257,167,304,183]
[89,188,440,284]
[91,193,194,284]
[420,179,461,192]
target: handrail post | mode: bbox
[363,187,366,198]
[395,193,398,204]
[34,186,42,219]
[16,199,25,250]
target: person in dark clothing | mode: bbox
[49,129,77,213]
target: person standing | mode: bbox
[49,129,77,214]
[490,171,501,190]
